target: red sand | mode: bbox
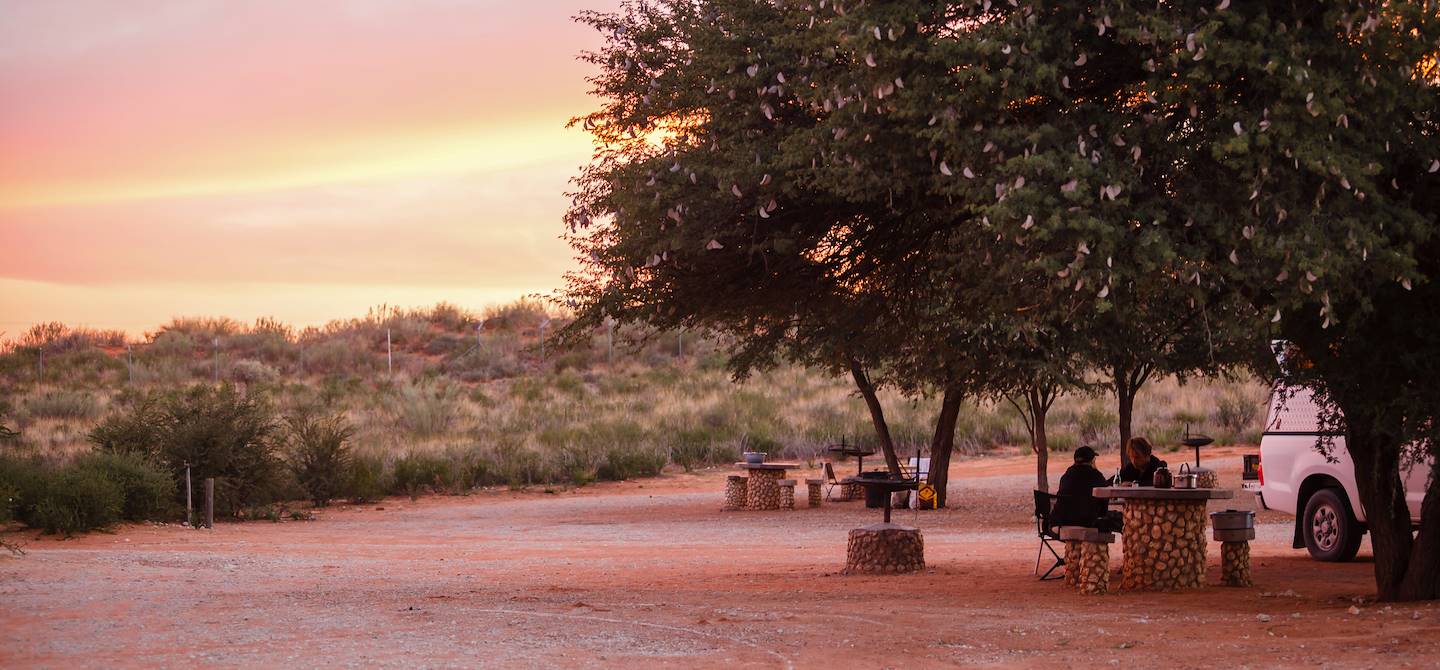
[2,447,1436,668]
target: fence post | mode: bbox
[678,327,684,358]
[539,319,549,361]
[387,328,393,375]
[37,346,43,379]
[126,343,133,383]
[606,320,615,367]
[204,478,215,529]
[185,463,193,527]
[213,337,220,382]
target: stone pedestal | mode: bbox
[1194,468,1219,489]
[843,523,924,575]
[806,479,823,507]
[1079,540,1112,595]
[840,482,863,501]
[745,470,784,510]
[779,479,796,509]
[1063,540,1082,588]
[1119,498,1208,591]
[723,475,747,511]
[1221,540,1252,587]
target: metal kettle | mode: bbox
[1152,464,1173,488]
[1175,463,1200,489]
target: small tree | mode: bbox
[285,412,355,507]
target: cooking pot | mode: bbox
[1175,463,1200,489]
[1152,464,1173,488]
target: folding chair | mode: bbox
[823,462,843,501]
[1032,490,1066,580]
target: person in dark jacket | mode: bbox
[1119,436,1167,485]
[1051,446,1121,532]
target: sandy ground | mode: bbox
[2,447,1437,669]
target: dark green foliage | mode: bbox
[284,412,355,507]
[345,453,389,503]
[89,384,283,517]
[71,452,176,522]
[29,466,124,535]
[597,443,667,481]
[391,452,454,500]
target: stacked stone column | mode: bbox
[1063,539,1082,588]
[745,469,785,510]
[1119,498,1208,591]
[778,480,796,509]
[1195,468,1219,489]
[806,479,823,507]
[723,475,748,511]
[1079,538,1113,595]
[843,523,924,574]
[1221,541,1253,586]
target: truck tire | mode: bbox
[1302,488,1363,562]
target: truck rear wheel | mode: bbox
[1302,488,1363,562]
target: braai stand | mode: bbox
[841,477,923,575]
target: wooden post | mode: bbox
[204,478,215,529]
[678,327,684,358]
[387,328,393,375]
[607,321,615,367]
[185,463,193,527]
[126,343,133,383]
[213,337,220,382]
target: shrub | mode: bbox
[1215,392,1261,439]
[285,412,355,507]
[25,390,101,421]
[29,466,124,535]
[0,483,16,525]
[597,443,667,481]
[345,452,389,503]
[392,382,461,437]
[89,384,283,517]
[231,359,279,385]
[71,452,175,521]
[391,452,454,499]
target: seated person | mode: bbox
[1118,436,1168,485]
[1051,446,1122,533]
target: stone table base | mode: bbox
[844,523,924,575]
[745,469,785,510]
[779,479,796,509]
[1120,498,1207,591]
[840,482,863,501]
[806,479,823,507]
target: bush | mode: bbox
[597,443,667,481]
[392,382,461,437]
[346,453,389,503]
[89,384,283,517]
[285,413,355,507]
[231,359,279,385]
[391,452,454,500]
[29,467,124,535]
[25,390,101,420]
[1215,392,1260,439]
[71,452,175,521]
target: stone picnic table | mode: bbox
[732,462,803,510]
[1093,486,1234,591]
[827,445,875,500]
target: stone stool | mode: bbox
[1212,510,1257,587]
[1194,467,1219,489]
[843,522,924,575]
[778,479,797,509]
[1067,527,1115,595]
[723,475,748,511]
[1056,527,1087,589]
[806,479,823,507]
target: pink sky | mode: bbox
[0,0,613,336]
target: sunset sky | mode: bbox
[0,0,615,337]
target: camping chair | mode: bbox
[823,462,843,500]
[1032,490,1066,581]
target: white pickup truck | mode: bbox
[1257,385,1429,561]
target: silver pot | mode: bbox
[1175,463,1200,489]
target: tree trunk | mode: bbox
[1032,388,1050,493]
[848,359,901,476]
[1344,402,1439,601]
[927,386,964,509]
[1114,367,1135,469]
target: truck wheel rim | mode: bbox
[1312,505,1339,551]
